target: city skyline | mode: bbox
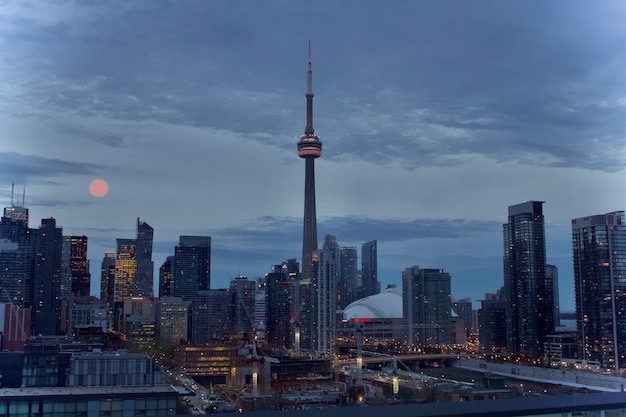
[2,1,626,311]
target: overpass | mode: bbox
[342,353,465,369]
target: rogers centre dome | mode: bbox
[342,286,403,320]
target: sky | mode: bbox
[1,1,625,312]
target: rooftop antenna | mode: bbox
[11,183,14,206]
[22,184,25,207]
[305,40,314,136]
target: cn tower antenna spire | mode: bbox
[305,40,315,136]
[307,40,312,94]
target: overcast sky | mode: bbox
[2,1,625,311]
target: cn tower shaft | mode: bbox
[301,156,318,282]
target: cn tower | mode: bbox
[296,42,322,352]
[298,41,322,285]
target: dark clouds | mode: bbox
[206,215,501,252]
[3,1,625,172]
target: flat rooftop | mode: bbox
[1,385,179,399]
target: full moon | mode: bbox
[89,179,109,197]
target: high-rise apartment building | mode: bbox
[135,218,154,297]
[361,240,378,298]
[503,201,554,357]
[402,266,452,346]
[173,235,211,300]
[572,211,626,370]
[317,234,340,353]
[32,218,64,335]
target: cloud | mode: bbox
[205,214,501,251]
[0,152,102,183]
[4,1,625,174]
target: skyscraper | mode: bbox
[100,252,115,304]
[339,246,357,308]
[0,190,29,244]
[155,297,190,345]
[32,218,63,335]
[572,211,626,370]
[114,238,137,301]
[317,234,340,353]
[159,256,174,298]
[69,236,90,297]
[0,201,31,308]
[479,289,508,354]
[265,262,296,350]
[135,218,154,297]
[230,276,256,337]
[402,266,452,346]
[297,43,322,346]
[113,219,154,301]
[173,235,211,300]
[546,264,560,328]
[503,201,554,357]
[361,240,378,298]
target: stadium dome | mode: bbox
[342,286,403,320]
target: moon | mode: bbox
[89,179,109,197]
